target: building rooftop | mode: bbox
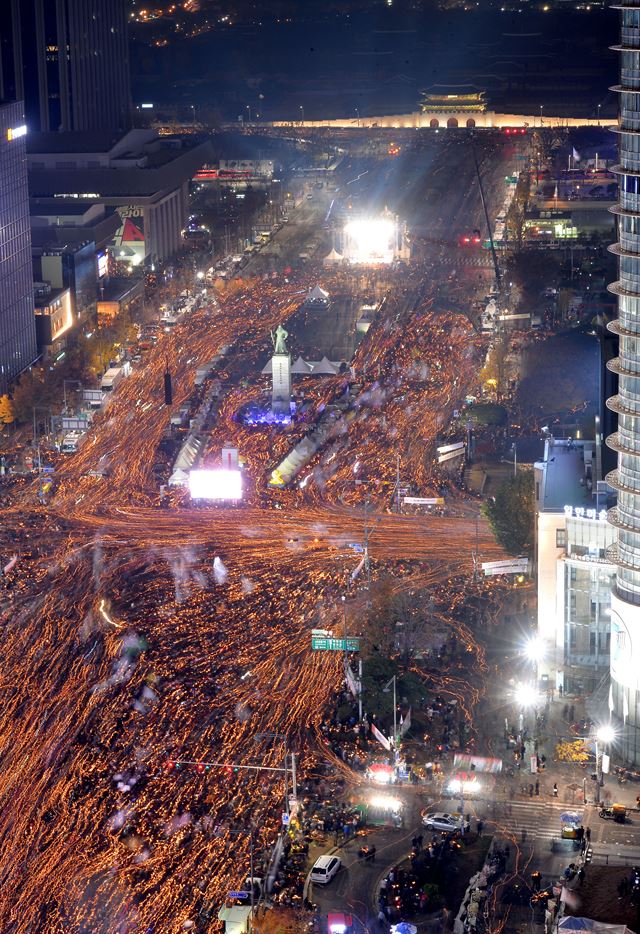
[97,277,144,303]
[536,438,595,512]
[27,131,123,154]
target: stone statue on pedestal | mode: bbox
[271,324,289,356]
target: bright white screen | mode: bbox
[189,469,242,500]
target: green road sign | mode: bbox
[311,637,360,652]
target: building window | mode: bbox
[556,529,566,547]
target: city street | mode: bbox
[0,132,524,929]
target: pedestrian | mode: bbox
[569,705,575,721]
[585,826,591,843]
[559,684,563,698]
[417,833,423,849]
[477,819,484,836]
[529,783,534,797]
[535,780,540,796]
[553,782,558,797]
[578,867,585,885]
[531,870,541,892]
[563,704,569,720]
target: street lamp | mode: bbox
[246,104,252,123]
[383,675,398,761]
[597,103,602,125]
[355,107,360,127]
[594,724,615,805]
[252,732,297,814]
[539,104,544,126]
[299,104,305,123]
[63,378,83,412]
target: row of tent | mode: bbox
[261,356,342,375]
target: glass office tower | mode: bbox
[0,100,37,392]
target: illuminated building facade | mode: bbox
[0,0,131,133]
[0,100,38,391]
[418,86,487,114]
[606,0,640,763]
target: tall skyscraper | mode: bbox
[0,100,38,392]
[607,0,640,763]
[0,0,131,133]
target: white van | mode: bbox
[61,430,85,453]
[310,855,341,885]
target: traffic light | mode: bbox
[196,762,206,774]
[165,759,176,771]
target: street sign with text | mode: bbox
[228,891,249,900]
[312,636,360,652]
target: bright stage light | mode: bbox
[188,469,242,500]
[344,218,396,264]
[369,794,402,810]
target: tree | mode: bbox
[469,403,508,426]
[483,470,535,555]
[360,578,424,663]
[9,371,51,424]
[479,336,509,396]
[0,395,14,424]
[555,739,590,763]
[253,906,307,934]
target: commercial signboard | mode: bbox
[402,497,445,506]
[481,558,529,577]
[111,206,145,266]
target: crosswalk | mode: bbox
[438,255,496,269]
[478,799,585,846]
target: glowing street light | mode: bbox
[596,724,616,744]
[514,683,538,708]
[524,636,545,664]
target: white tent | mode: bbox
[218,905,252,934]
[558,919,636,934]
[291,356,314,374]
[311,356,340,375]
[307,284,330,302]
[323,248,343,266]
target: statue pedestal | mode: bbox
[271,353,291,414]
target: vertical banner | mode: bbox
[371,722,391,751]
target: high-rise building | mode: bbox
[0,100,38,391]
[606,0,640,764]
[0,0,131,133]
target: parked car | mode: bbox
[310,855,341,885]
[421,812,469,833]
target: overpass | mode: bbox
[268,110,614,131]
